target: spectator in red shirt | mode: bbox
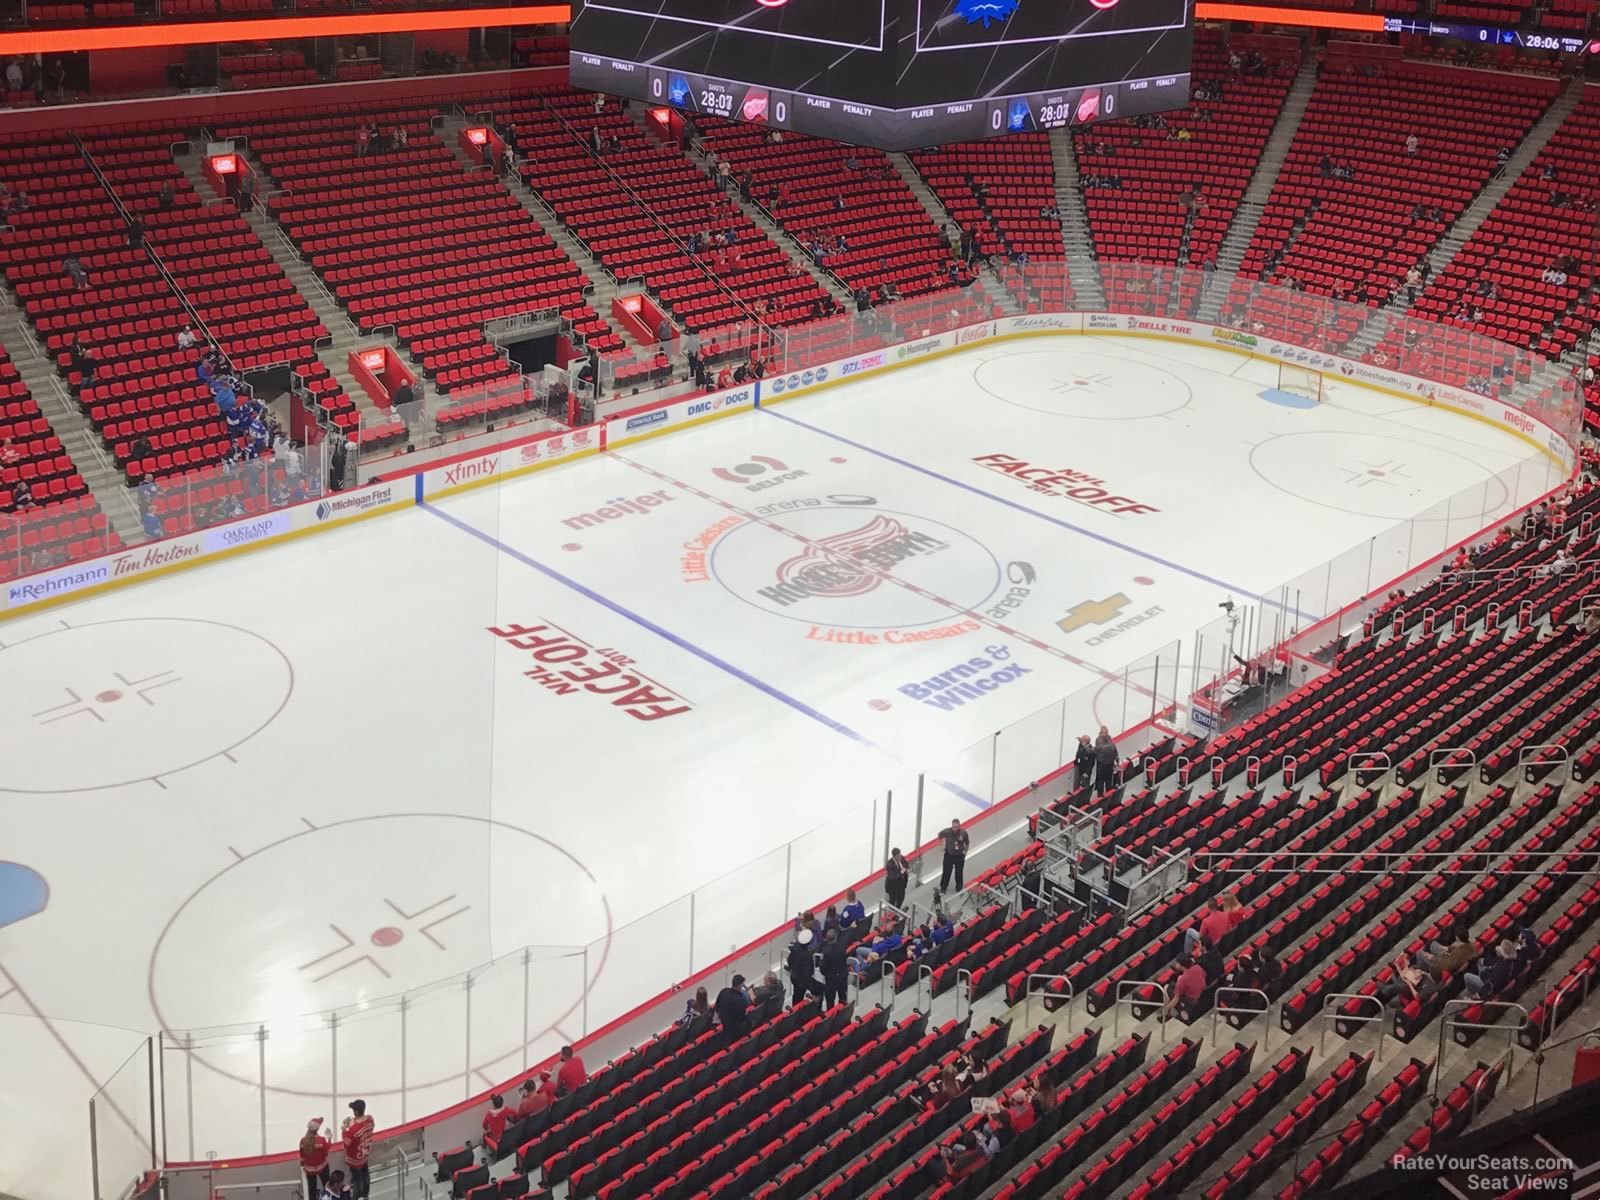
[341,1099,375,1200]
[555,1045,587,1097]
[1185,893,1244,958]
[298,1118,332,1197]
[481,1093,510,1156]
[1169,953,1209,1018]
[1005,1089,1036,1135]
[515,1073,553,1120]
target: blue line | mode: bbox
[764,407,1320,619]
[418,499,991,810]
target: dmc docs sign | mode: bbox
[605,385,754,441]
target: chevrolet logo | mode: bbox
[1058,593,1131,634]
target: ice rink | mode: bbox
[0,334,1557,1198]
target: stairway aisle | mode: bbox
[1,301,144,545]
[177,144,417,435]
[1196,55,1319,321]
[1046,129,1105,309]
[438,111,663,366]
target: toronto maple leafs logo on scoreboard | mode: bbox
[953,0,1021,27]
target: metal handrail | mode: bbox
[1319,991,1387,1061]
[1539,965,1593,1048]
[956,968,973,1025]
[1170,849,1600,876]
[1212,987,1272,1047]
[1025,974,1072,1030]
[1114,978,1171,1041]
[1517,743,1570,786]
[206,1181,301,1196]
[1347,751,1393,794]
[916,963,935,1013]
[1436,998,1531,1080]
[1428,747,1476,789]
[1466,1044,1513,1118]
[1530,1022,1600,1107]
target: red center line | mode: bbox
[611,453,1164,703]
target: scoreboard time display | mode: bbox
[570,0,1193,148]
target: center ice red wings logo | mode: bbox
[775,516,910,599]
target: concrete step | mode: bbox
[1048,128,1105,309]
[689,141,852,307]
[2,297,144,542]
[1381,74,1589,330]
[194,142,426,435]
[1197,53,1318,322]
[435,111,660,360]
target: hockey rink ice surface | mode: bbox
[0,335,1561,1196]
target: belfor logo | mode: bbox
[714,455,808,493]
[713,456,787,484]
[1057,593,1131,634]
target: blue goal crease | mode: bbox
[417,499,993,811]
[761,408,1324,623]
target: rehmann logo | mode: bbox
[897,338,940,360]
[8,559,110,604]
[11,539,205,605]
[314,484,395,522]
[625,409,668,432]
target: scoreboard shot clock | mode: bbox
[571,0,1193,149]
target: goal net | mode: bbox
[1276,362,1325,401]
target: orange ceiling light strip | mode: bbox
[1195,3,1383,29]
[0,3,1382,55]
[0,4,570,53]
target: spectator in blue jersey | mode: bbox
[848,928,904,977]
[929,915,954,946]
[839,888,865,929]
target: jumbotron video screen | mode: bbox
[569,0,1193,149]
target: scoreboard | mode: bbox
[569,0,1193,149]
